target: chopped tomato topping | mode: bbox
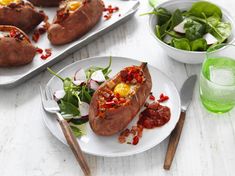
[132,136,139,145]
[158,93,169,102]
[103,5,119,20]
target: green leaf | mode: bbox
[156,8,172,26]
[70,126,83,137]
[189,1,222,18]
[155,25,162,39]
[190,38,207,51]
[170,9,183,29]
[47,67,64,81]
[85,58,112,80]
[165,31,184,38]
[149,0,158,8]
[59,100,80,116]
[211,22,232,43]
[155,18,172,40]
[102,57,112,78]
[207,43,226,52]
[80,86,92,103]
[171,38,191,51]
[207,15,220,27]
[184,19,206,41]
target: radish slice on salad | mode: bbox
[173,20,187,34]
[203,33,218,45]
[74,69,87,82]
[91,70,106,82]
[89,79,99,90]
[79,101,90,116]
[73,80,83,86]
[54,90,65,100]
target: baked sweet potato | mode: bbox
[89,63,152,136]
[0,0,45,33]
[0,25,36,67]
[28,0,62,7]
[48,0,103,45]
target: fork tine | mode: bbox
[45,86,53,100]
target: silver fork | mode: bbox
[40,86,91,176]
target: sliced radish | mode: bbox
[79,101,90,116]
[73,80,83,86]
[74,69,87,82]
[163,34,172,44]
[173,20,187,34]
[89,80,99,90]
[203,33,218,45]
[54,90,65,101]
[91,70,106,82]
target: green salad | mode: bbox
[146,1,232,51]
[48,58,112,137]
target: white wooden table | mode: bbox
[1,0,235,175]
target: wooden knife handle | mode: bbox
[163,111,186,170]
[58,118,91,176]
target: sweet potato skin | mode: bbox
[0,26,36,67]
[89,63,152,136]
[0,2,45,33]
[0,38,36,67]
[48,0,104,45]
[28,0,62,7]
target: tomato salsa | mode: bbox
[118,93,171,145]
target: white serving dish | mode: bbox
[0,0,139,87]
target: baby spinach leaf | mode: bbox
[207,43,226,52]
[211,22,232,43]
[207,15,220,27]
[190,38,207,51]
[155,25,162,39]
[184,19,206,41]
[165,31,184,38]
[85,57,112,80]
[170,9,183,29]
[70,126,83,137]
[189,1,222,18]
[156,8,172,26]
[59,100,80,116]
[171,38,191,51]
[80,86,92,103]
[102,57,112,78]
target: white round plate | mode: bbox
[42,56,181,157]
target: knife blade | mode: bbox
[180,75,197,111]
[163,75,197,170]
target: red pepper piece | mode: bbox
[132,136,139,145]
[36,48,43,54]
[158,93,169,102]
[149,94,155,101]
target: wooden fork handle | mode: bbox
[163,111,186,170]
[58,118,91,176]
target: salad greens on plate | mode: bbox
[145,1,232,51]
[47,57,112,137]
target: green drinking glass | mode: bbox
[200,44,235,113]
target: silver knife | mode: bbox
[163,75,197,170]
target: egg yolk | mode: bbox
[68,1,82,11]
[114,83,131,97]
[0,0,20,5]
